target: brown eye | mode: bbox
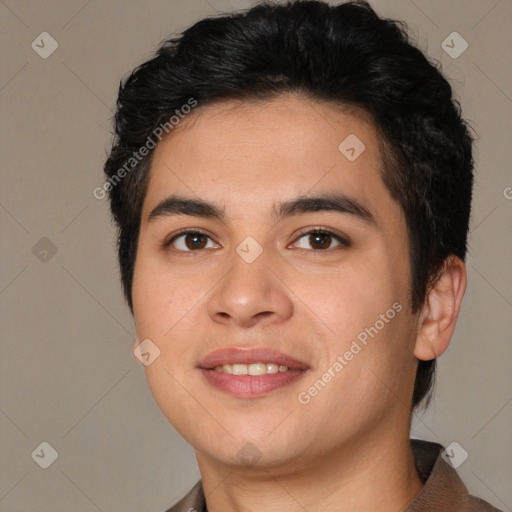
[308,232,333,250]
[169,231,218,251]
[293,229,348,251]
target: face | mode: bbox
[132,95,419,472]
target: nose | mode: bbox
[206,248,294,329]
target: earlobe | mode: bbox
[414,256,467,361]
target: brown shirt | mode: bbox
[165,440,502,512]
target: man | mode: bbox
[103,1,500,510]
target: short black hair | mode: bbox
[103,0,474,409]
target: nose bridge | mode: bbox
[207,243,293,327]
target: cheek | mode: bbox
[132,251,214,376]
[308,257,414,390]
[132,271,169,340]
[142,360,203,445]
[132,249,193,339]
[309,261,401,340]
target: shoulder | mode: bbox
[466,495,503,512]
[409,439,502,512]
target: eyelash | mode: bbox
[163,227,350,254]
[294,227,350,251]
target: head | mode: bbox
[104,0,473,469]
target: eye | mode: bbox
[292,228,349,251]
[167,230,219,251]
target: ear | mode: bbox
[414,256,467,361]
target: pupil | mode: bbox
[186,234,206,250]
[311,233,330,249]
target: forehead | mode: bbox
[142,94,394,224]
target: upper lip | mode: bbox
[197,347,309,370]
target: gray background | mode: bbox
[1,0,511,511]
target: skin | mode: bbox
[131,94,467,511]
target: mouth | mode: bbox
[197,347,310,398]
[212,362,292,375]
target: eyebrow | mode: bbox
[148,192,376,226]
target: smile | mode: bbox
[213,363,290,375]
[198,347,310,398]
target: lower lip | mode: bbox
[200,369,307,398]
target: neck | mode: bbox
[196,430,424,512]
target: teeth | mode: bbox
[232,364,248,375]
[213,363,289,375]
[248,363,266,376]
[266,363,279,374]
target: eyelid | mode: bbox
[163,228,220,249]
[162,226,350,252]
[290,226,350,249]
